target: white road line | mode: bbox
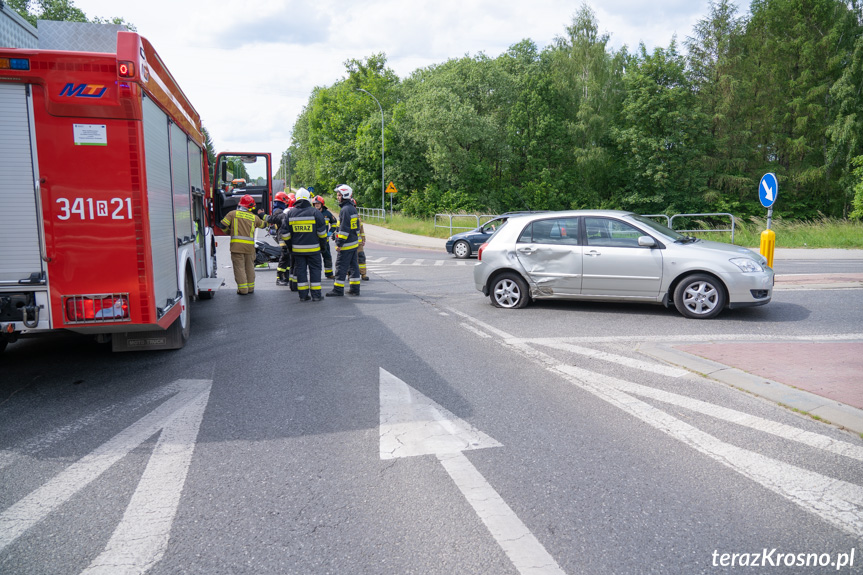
[392,258,406,265]
[366,257,386,263]
[81,383,211,575]
[438,452,566,575]
[412,259,425,265]
[379,369,564,574]
[0,384,178,471]
[534,340,688,378]
[461,322,492,339]
[513,333,863,344]
[448,308,863,538]
[0,379,211,553]
[435,260,446,266]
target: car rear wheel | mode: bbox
[453,240,471,259]
[490,272,529,309]
[673,274,726,319]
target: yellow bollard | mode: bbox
[760,229,775,268]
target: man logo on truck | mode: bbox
[60,83,107,98]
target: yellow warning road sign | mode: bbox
[386,181,397,194]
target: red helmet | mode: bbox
[351,198,357,206]
[238,194,255,209]
[275,191,289,203]
[287,192,296,208]
[314,195,325,206]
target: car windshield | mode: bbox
[481,218,505,233]
[629,214,687,241]
[487,219,509,238]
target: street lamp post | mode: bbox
[356,88,385,214]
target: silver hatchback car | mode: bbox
[474,210,774,319]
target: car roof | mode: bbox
[505,209,635,221]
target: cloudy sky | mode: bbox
[72,0,744,157]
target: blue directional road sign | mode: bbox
[307,186,314,194]
[759,173,778,208]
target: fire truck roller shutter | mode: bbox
[0,84,44,284]
[170,122,193,246]
[187,140,209,281]
[142,94,180,317]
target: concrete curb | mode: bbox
[638,341,863,436]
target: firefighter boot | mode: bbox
[276,271,288,286]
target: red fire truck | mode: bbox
[0,31,223,353]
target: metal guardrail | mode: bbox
[434,214,501,235]
[645,212,737,244]
[358,207,385,221]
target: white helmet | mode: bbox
[334,184,353,200]
[295,188,311,202]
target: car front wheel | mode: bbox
[673,274,727,319]
[453,240,471,259]
[490,272,529,309]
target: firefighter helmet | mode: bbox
[334,184,353,200]
[314,195,325,207]
[287,192,296,208]
[275,191,289,203]
[239,194,255,209]
[295,188,311,202]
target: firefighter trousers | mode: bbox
[321,241,334,278]
[277,246,291,282]
[332,248,361,295]
[231,251,257,294]
[294,252,323,300]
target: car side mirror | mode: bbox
[638,236,656,248]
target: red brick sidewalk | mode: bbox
[675,343,863,410]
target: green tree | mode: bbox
[613,40,710,214]
[742,0,860,217]
[685,0,752,212]
[549,5,628,209]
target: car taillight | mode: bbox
[64,294,130,323]
[478,242,488,261]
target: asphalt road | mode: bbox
[1,241,861,574]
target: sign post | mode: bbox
[758,173,778,267]
[385,181,397,217]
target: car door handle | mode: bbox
[517,247,536,255]
[586,250,601,257]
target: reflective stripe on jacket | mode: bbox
[280,201,328,253]
[335,202,359,250]
[219,208,267,254]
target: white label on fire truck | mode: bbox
[73,124,107,146]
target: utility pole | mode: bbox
[356,88,384,213]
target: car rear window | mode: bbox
[517,217,580,245]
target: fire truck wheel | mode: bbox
[166,273,193,347]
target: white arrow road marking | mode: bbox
[762,179,775,201]
[0,379,211,568]
[448,308,863,539]
[0,385,179,472]
[379,368,566,575]
[81,381,210,574]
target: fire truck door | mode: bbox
[0,84,45,285]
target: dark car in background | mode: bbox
[445,212,543,259]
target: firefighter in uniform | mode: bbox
[219,194,269,295]
[326,184,361,297]
[281,188,328,301]
[352,198,370,281]
[270,192,290,285]
[313,195,337,279]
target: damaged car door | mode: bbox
[514,217,583,296]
